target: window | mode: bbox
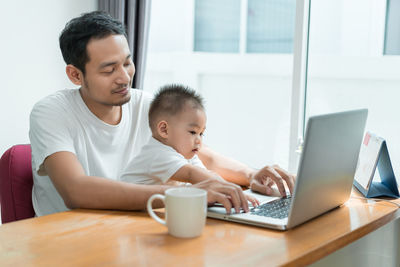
[305,0,400,173]
[194,0,241,53]
[193,0,296,54]
[146,0,400,174]
[247,0,296,53]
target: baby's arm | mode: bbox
[170,164,224,184]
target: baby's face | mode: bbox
[167,104,206,159]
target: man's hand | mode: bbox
[250,165,295,197]
[193,179,249,214]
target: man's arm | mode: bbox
[44,151,169,210]
[44,151,249,213]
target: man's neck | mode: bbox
[79,89,122,125]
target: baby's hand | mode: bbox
[245,194,259,209]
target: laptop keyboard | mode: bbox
[250,196,292,219]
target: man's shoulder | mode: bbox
[30,89,80,124]
[32,89,77,111]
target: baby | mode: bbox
[120,84,257,206]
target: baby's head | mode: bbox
[149,84,206,159]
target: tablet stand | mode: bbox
[353,132,399,198]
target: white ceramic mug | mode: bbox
[147,187,207,238]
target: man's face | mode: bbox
[166,103,206,160]
[81,34,135,107]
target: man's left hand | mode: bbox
[250,165,295,197]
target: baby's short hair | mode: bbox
[149,84,204,131]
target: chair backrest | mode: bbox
[0,144,35,223]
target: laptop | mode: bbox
[207,109,368,230]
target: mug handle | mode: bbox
[147,194,166,226]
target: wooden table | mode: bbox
[0,195,398,267]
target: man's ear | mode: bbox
[157,120,169,139]
[66,64,84,85]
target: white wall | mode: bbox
[148,0,194,53]
[0,0,97,156]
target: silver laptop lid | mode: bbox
[287,109,368,228]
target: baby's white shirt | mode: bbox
[120,137,206,184]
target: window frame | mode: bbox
[287,0,309,172]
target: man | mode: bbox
[29,11,294,216]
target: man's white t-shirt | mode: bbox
[120,137,206,184]
[29,89,152,216]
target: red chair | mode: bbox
[0,144,35,223]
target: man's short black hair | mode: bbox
[59,11,127,74]
[149,84,205,131]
